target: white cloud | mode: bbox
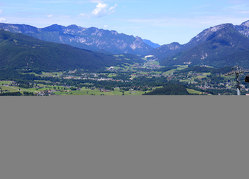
[92,2,117,17]
[47,14,53,18]
[92,2,107,16]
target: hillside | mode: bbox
[144,83,190,95]
[151,42,183,60]
[0,23,154,55]
[153,20,249,67]
[0,30,131,72]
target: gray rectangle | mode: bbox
[0,96,248,179]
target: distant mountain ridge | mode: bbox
[0,30,140,72]
[2,20,249,68]
[152,20,249,67]
[0,23,156,55]
[152,42,182,59]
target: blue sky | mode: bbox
[0,0,249,44]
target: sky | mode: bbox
[0,0,249,45]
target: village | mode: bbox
[1,61,248,96]
[1,55,248,96]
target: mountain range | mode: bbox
[0,23,157,55]
[152,20,249,67]
[1,20,249,70]
[0,30,141,72]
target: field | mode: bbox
[187,88,204,95]
[163,65,188,76]
[0,63,245,96]
[0,81,12,85]
[54,87,149,96]
[0,81,150,96]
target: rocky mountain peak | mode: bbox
[42,24,65,31]
[241,20,249,27]
[168,42,181,47]
[190,23,234,44]
[0,23,154,55]
[66,24,82,30]
[0,23,39,33]
[236,20,249,38]
[209,24,231,32]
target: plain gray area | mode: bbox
[0,96,248,179]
